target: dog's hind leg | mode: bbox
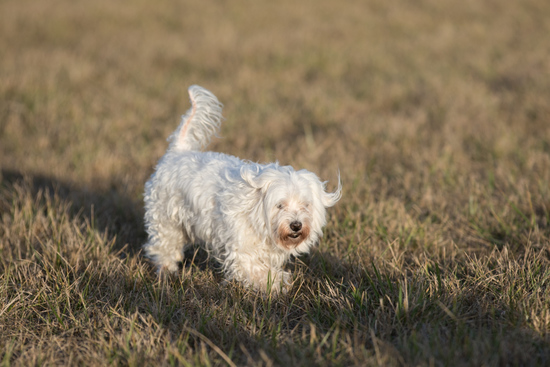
[144,220,188,274]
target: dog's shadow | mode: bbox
[0,169,146,256]
[1,167,343,289]
[1,168,227,273]
[179,245,222,273]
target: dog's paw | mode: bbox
[157,262,180,277]
[265,270,292,295]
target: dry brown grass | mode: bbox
[1,0,550,365]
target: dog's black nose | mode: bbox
[290,221,302,232]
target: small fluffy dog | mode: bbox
[143,85,341,292]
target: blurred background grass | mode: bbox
[3,0,548,190]
[1,0,550,365]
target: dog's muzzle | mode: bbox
[289,221,302,238]
[278,220,310,248]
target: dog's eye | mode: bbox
[276,203,284,210]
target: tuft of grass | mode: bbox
[2,0,550,365]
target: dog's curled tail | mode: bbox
[168,85,223,151]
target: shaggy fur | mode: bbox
[143,85,341,292]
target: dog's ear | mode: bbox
[301,170,342,208]
[240,166,261,189]
[240,166,278,191]
[322,173,342,208]
[240,166,272,190]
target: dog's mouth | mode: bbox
[277,223,311,249]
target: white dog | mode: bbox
[143,85,341,292]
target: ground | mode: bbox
[1,0,549,365]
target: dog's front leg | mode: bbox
[225,257,291,294]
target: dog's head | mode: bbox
[241,164,341,253]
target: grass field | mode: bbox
[1,0,550,365]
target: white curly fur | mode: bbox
[143,85,341,292]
